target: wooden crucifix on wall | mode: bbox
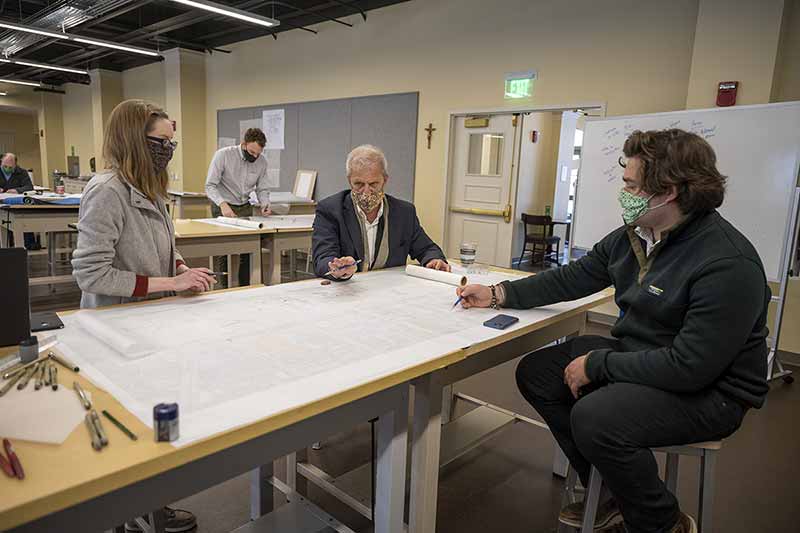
[424,123,436,149]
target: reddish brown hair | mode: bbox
[622,129,726,214]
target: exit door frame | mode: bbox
[441,102,606,263]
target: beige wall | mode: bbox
[772,0,800,102]
[165,48,207,192]
[0,84,65,186]
[90,70,124,169]
[205,0,700,242]
[122,62,166,107]
[62,83,95,175]
[686,0,785,108]
[0,109,41,185]
[37,92,65,185]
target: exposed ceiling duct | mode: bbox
[0,0,136,57]
[0,0,408,85]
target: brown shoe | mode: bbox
[558,498,622,529]
[669,512,697,533]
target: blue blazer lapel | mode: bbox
[342,192,365,265]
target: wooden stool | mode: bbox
[561,440,722,533]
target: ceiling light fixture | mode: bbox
[168,0,279,28]
[0,58,88,75]
[0,19,161,57]
[72,38,160,57]
[0,78,42,87]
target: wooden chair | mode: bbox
[560,440,723,533]
[518,213,560,267]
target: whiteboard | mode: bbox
[572,102,800,282]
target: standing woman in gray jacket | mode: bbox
[72,99,216,311]
[72,101,212,531]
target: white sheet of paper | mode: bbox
[295,172,314,198]
[239,119,263,141]
[266,169,280,188]
[0,386,91,444]
[269,191,311,204]
[262,109,285,150]
[55,269,603,447]
[249,214,315,229]
[195,218,262,230]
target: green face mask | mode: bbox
[2,166,13,173]
[618,189,658,225]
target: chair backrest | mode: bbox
[521,213,553,238]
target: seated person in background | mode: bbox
[0,153,33,194]
[312,144,449,279]
[0,152,36,248]
[457,129,769,533]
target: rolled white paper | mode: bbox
[74,312,155,360]
[405,264,467,287]
[215,216,264,230]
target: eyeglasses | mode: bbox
[147,136,178,149]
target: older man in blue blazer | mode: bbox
[312,145,449,280]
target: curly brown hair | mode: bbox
[621,129,726,214]
[243,127,267,147]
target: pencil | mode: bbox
[102,410,138,441]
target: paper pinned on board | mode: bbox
[262,109,285,150]
[0,386,91,444]
[218,137,237,148]
[405,264,467,287]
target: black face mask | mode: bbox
[242,147,257,163]
[148,142,175,173]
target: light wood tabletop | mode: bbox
[0,275,613,531]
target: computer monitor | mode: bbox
[0,248,30,347]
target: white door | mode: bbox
[446,114,521,267]
[553,111,581,222]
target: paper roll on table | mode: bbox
[74,312,155,360]
[215,216,264,230]
[405,264,467,287]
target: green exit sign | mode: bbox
[504,70,537,99]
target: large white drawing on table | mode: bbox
[56,267,597,446]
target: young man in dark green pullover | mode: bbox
[457,129,770,533]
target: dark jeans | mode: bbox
[515,336,746,533]
[211,202,252,288]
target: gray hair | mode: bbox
[346,144,388,179]
[2,152,17,164]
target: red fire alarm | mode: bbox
[716,81,738,107]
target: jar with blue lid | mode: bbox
[153,402,179,442]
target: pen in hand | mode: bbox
[324,259,362,277]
